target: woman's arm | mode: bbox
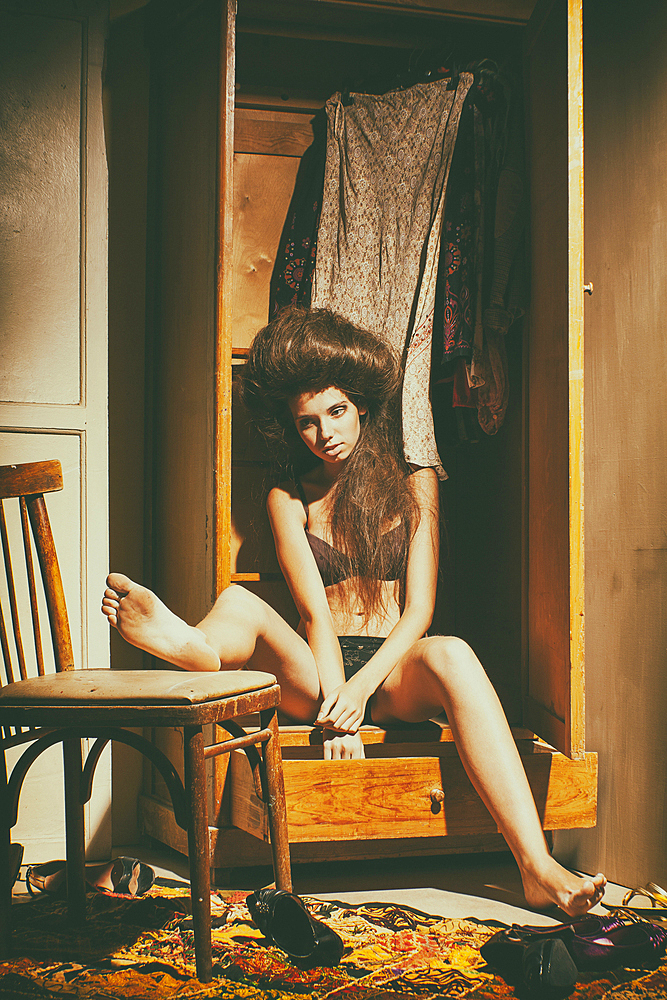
[316,467,440,732]
[266,484,346,699]
[268,484,365,759]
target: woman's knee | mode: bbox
[212,584,268,625]
[418,635,476,676]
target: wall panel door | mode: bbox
[0,0,110,859]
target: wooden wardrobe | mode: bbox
[138,0,597,878]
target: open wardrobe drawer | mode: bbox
[138,720,597,873]
[228,726,597,845]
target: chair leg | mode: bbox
[183,725,212,983]
[63,738,86,923]
[259,707,292,892]
[0,752,11,959]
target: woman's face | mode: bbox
[289,387,366,467]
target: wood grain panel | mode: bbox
[215,0,236,596]
[556,0,667,889]
[232,151,300,347]
[151,0,219,623]
[140,792,511,870]
[238,0,537,28]
[523,0,584,757]
[235,108,315,156]
[322,0,537,22]
[231,747,597,842]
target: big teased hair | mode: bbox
[243,306,419,620]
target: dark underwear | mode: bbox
[295,478,405,587]
[338,635,385,727]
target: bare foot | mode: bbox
[102,573,220,672]
[521,857,606,917]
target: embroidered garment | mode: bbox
[312,74,473,477]
[269,111,327,315]
[434,87,477,374]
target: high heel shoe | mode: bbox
[246,889,344,966]
[26,857,155,897]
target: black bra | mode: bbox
[296,481,405,587]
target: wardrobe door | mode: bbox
[215,0,236,597]
[523,0,585,757]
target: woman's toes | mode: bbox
[106,572,133,593]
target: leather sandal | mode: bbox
[604,883,667,919]
[247,888,344,966]
[26,857,155,897]
[622,882,667,908]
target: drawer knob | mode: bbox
[430,787,445,814]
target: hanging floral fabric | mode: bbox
[424,64,526,444]
[268,110,327,316]
[433,86,477,380]
[312,73,473,478]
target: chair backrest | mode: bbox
[0,460,74,689]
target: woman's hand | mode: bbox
[322,729,365,760]
[316,677,370,733]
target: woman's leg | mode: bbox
[102,573,321,720]
[370,635,606,917]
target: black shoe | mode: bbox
[9,843,24,888]
[481,925,578,998]
[481,923,575,979]
[523,938,578,998]
[246,889,344,967]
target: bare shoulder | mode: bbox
[267,481,306,525]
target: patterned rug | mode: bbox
[2,883,666,999]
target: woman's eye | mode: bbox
[331,406,346,417]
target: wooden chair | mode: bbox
[0,459,292,982]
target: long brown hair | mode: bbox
[243,306,420,620]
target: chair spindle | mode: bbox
[26,495,74,672]
[0,502,28,682]
[20,498,45,677]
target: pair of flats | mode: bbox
[481,913,667,998]
[247,889,344,967]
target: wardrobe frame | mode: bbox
[139,0,597,876]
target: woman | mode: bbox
[102,306,605,917]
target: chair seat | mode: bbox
[0,668,278,705]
